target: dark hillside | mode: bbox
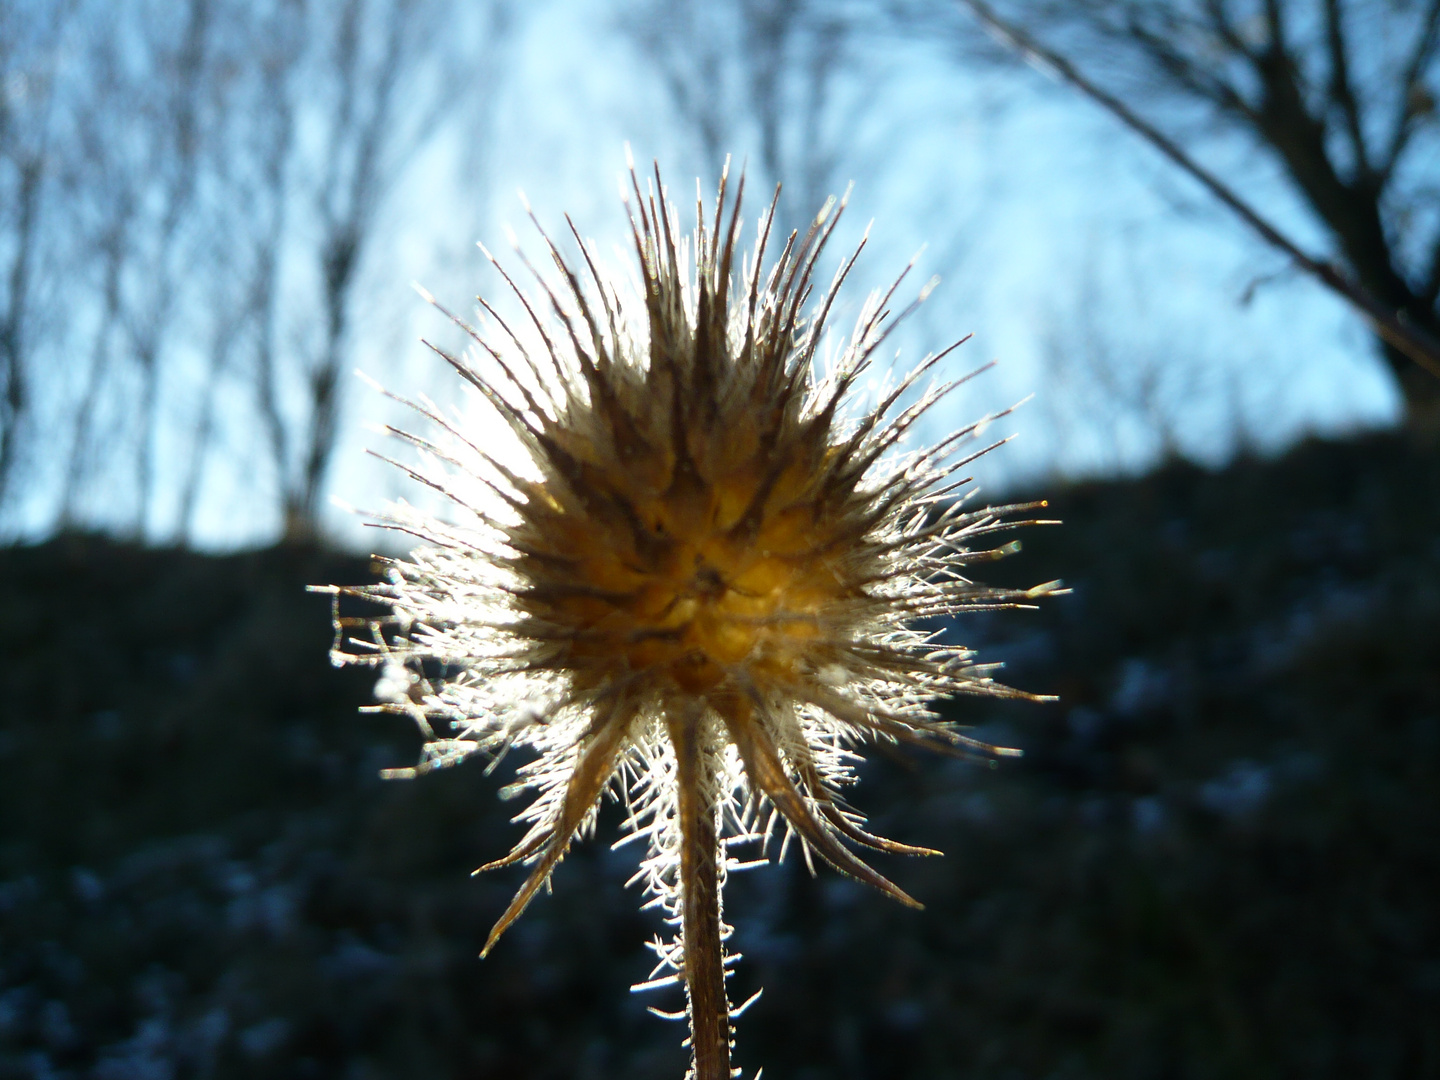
[1,433,1437,1079]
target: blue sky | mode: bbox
[197,0,1399,549]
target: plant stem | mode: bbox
[673,713,730,1080]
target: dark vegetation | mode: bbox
[2,431,1437,1079]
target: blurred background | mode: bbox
[1,0,1437,1077]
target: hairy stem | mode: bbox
[672,712,730,1080]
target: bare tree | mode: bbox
[293,0,439,539]
[122,0,213,535]
[38,0,510,543]
[201,0,308,540]
[623,0,867,241]
[50,0,216,533]
[215,0,502,541]
[0,153,43,509]
[0,3,72,513]
[57,205,130,528]
[1032,245,1297,476]
[945,0,1440,436]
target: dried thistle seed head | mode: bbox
[328,162,1057,1080]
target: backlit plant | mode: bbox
[323,161,1056,1080]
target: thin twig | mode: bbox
[955,0,1440,381]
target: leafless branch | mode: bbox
[1379,0,1440,182]
[1321,0,1370,181]
[955,0,1440,382]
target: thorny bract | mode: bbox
[321,161,1058,1080]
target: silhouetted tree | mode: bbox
[945,0,1440,434]
[226,0,501,541]
[625,0,866,240]
[0,2,72,511]
[2,0,509,541]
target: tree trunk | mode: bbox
[1386,336,1440,440]
[281,497,318,545]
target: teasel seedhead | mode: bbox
[322,159,1059,1080]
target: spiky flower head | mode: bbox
[326,162,1056,1080]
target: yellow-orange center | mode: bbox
[519,435,851,697]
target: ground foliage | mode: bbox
[1,431,1437,1079]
